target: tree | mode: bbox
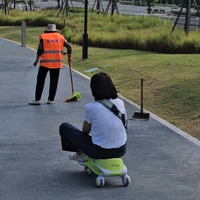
[171,0,192,35]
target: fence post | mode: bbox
[21,21,26,47]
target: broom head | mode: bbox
[65,92,81,102]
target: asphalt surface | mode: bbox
[1,37,200,200]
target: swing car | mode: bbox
[78,157,131,187]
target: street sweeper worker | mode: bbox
[29,24,72,105]
[59,72,127,162]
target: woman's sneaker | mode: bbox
[69,153,88,162]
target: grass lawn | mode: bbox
[1,26,200,140]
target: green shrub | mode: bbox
[1,9,200,54]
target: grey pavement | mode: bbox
[1,37,200,200]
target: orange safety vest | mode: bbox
[39,33,65,69]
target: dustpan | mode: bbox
[130,79,149,120]
[65,91,81,102]
[65,60,81,102]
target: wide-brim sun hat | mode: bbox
[45,24,58,32]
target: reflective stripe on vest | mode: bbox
[40,59,62,63]
[43,50,63,54]
[39,33,65,69]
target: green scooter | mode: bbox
[78,157,131,187]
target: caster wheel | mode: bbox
[96,176,105,187]
[122,175,131,186]
[87,168,92,175]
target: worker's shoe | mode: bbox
[47,100,54,104]
[29,100,41,105]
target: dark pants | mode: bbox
[35,66,60,101]
[59,122,127,159]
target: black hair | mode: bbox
[90,72,118,100]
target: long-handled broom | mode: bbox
[65,60,81,102]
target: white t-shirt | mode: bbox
[84,98,127,149]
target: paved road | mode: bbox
[1,37,200,200]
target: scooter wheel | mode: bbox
[122,175,131,186]
[96,176,105,188]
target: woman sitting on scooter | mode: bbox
[59,72,127,161]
